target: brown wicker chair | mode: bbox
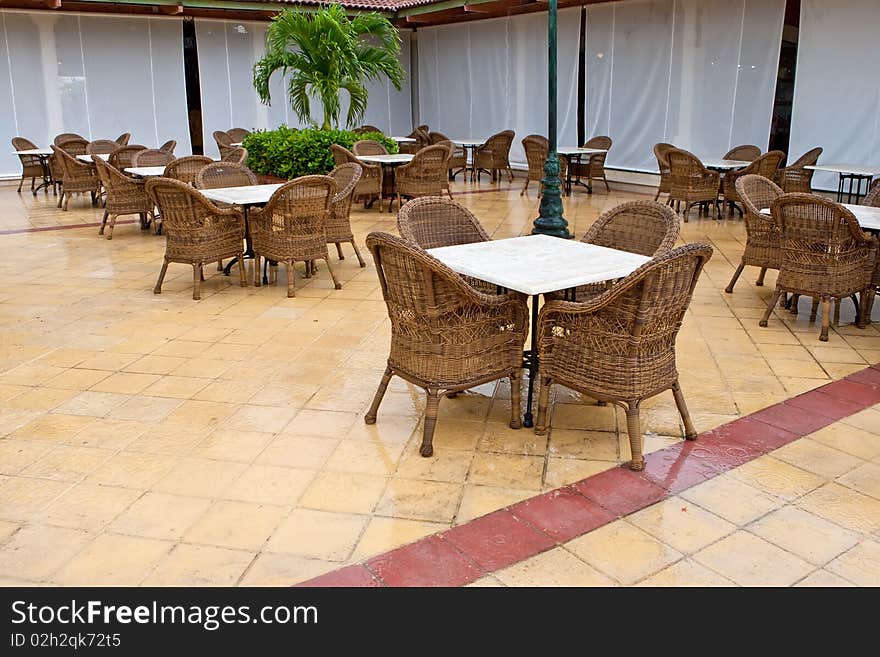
[352,139,388,156]
[535,242,713,470]
[213,131,237,159]
[520,135,567,196]
[723,145,761,162]
[326,162,365,266]
[158,140,177,154]
[163,156,214,186]
[724,175,784,293]
[354,125,381,135]
[145,178,247,300]
[775,147,822,193]
[226,128,250,143]
[195,162,257,189]
[249,176,339,297]
[330,144,382,212]
[132,149,174,167]
[57,138,89,156]
[474,130,515,182]
[759,194,877,341]
[394,145,452,211]
[51,136,88,193]
[115,133,131,145]
[221,147,248,164]
[653,142,675,202]
[364,231,529,457]
[667,148,721,220]
[54,133,85,146]
[86,140,120,155]
[52,146,100,210]
[569,135,613,192]
[93,157,154,239]
[109,146,147,170]
[431,132,467,180]
[864,180,880,208]
[399,128,431,155]
[12,137,44,194]
[722,150,785,216]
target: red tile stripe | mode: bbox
[295,366,880,587]
[0,219,137,236]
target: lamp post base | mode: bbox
[531,152,572,239]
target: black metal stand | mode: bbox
[224,205,255,276]
[522,294,540,428]
[33,155,53,195]
[837,173,873,204]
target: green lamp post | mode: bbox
[531,0,572,239]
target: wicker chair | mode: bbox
[195,162,257,189]
[775,147,822,193]
[569,135,613,192]
[86,140,121,155]
[722,150,786,216]
[520,135,567,196]
[132,149,174,167]
[163,156,214,186]
[57,138,88,156]
[545,200,681,303]
[221,147,248,164]
[54,133,85,146]
[12,137,44,193]
[394,145,452,211]
[145,178,247,300]
[535,242,713,470]
[725,175,784,294]
[93,157,154,239]
[352,140,388,156]
[330,144,382,212]
[354,125,381,135]
[115,133,131,145]
[158,140,177,154]
[326,163,365,266]
[723,145,761,162]
[399,128,431,155]
[213,131,237,159]
[249,176,339,298]
[653,142,675,202]
[51,135,87,193]
[431,132,467,180]
[667,148,721,220]
[364,231,529,457]
[474,130,515,182]
[52,146,100,210]
[864,180,880,208]
[109,146,147,170]
[226,128,250,143]
[759,194,877,341]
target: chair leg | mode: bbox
[725,262,745,294]
[420,390,441,457]
[602,173,610,192]
[653,189,660,202]
[17,174,24,193]
[350,241,366,268]
[624,401,644,471]
[286,261,296,298]
[335,242,345,260]
[253,254,261,287]
[99,210,109,236]
[756,267,767,286]
[672,382,697,440]
[534,375,552,436]
[759,288,784,327]
[833,297,841,327]
[192,263,202,301]
[820,297,831,341]
[237,252,246,287]
[447,188,454,200]
[807,296,818,320]
[107,214,117,240]
[862,288,875,327]
[154,260,169,294]
[364,366,393,425]
[323,258,342,290]
[509,370,522,430]
[217,260,223,272]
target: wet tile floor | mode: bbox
[0,175,878,586]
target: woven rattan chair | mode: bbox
[353,125,381,135]
[653,142,675,202]
[51,135,87,193]
[158,140,177,154]
[353,140,388,156]
[93,157,154,239]
[145,178,246,300]
[52,146,100,210]
[864,180,880,208]
[520,135,567,196]
[115,133,131,145]
[535,242,713,470]
[570,135,613,192]
[163,156,214,186]
[249,176,339,297]
[330,144,382,211]
[759,194,877,341]
[667,148,721,220]
[226,128,250,143]
[132,149,174,167]
[195,162,257,189]
[474,130,515,182]
[775,147,822,193]
[54,133,85,146]
[400,128,431,155]
[12,137,44,193]
[722,150,785,216]
[213,131,237,159]
[86,140,120,155]
[109,146,147,170]
[325,163,365,266]
[431,132,467,180]
[57,138,88,156]
[364,231,529,457]
[221,147,248,164]
[394,145,452,211]
[725,175,784,293]
[723,145,761,162]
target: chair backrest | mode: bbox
[330,143,355,166]
[109,145,147,170]
[226,128,250,143]
[788,147,822,169]
[723,144,761,161]
[581,200,679,257]
[132,149,174,167]
[52,145,87,177]
[354,125,381,135]
[57,138,88,156]
[158,139,177,154]
[864,180,880,208]
[735,174,784,219]
[397,196,490,249]
[483,130,515,157]
[398,145,450,190]
[221,147,248,164]
[163,155,214,185]
[12,137,38,151]
[213,130,232,148]
[522,135,549,178]
[93,156,135,194]
[744,150,786,178]
[328,163,362,220]
[667,148,709,182]
[256,176,336,239]
[653,142,675,172]
[195,162,258,189]
[429,131,451,145]
[417,125,430,133]
[54,133,85,146]
[115,133,131,145]
[353,140,388,156]
[584,135,612,151]
[86,139,120,155]
[145,177,225,236]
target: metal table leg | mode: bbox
[224,205,255,276]
[522,294,540,428]
[32,155,52,195]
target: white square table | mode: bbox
[77,153,109,163]
[124,166,168,178]
[391,136,416,143]
[356,154,415,213]
[557,146,610,195]
[13,148,54,194]
[428,234,650,426]
[701,158,752,170]
[760,203,880,232]
[805,164,880,203]
[451,139,488,182]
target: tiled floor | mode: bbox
[1,174,878,586]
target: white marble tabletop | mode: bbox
[14,148,53,156]
[391,136,416,143]
[451,139,487,147]
[200,183,285,206]
[806,164,880,176]
[428,234,651,296]
[77,153,109,162]
[701,158,752,170]
[557,147,608,156]
[760,203,880,231]
[357,153,414,165]
[124,166,168,178]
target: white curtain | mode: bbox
[0,11,189,177]
[585,0,784,172]
[789,0,880,191]
[417,9,580,166]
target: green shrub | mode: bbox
[242,126,398,179]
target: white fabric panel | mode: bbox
[0,11,189,177]
[357,29,412,134]
[790,0,880,190]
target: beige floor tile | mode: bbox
[264,508,367,560]
[143,544,254,586]
[748,506,859,565]
[11,413,95,443]
[45,368,112,391]
[794,569,856,587]
[53,533,172,585]
[548,402,618,432]
[839,407,880,434]
[825,540,880,586]
[693,531,814,586]
[636,558,735,586]
[548,429,619,461]
[837,462,880,501]
[628,497,737,553]
[796,483,880,534]
[222,465,316,506]
[239,552,338,586]
[478,424,548,456]
[421,419,485,451]
[771,439,864,479]
[161,400,238,428]
[86,451,179,489]
[0,440,56,476]
[184,500,286,551]
[681,473,783,525]
[109,492,212,540]
[6,387,78,412]
[0,525,92,581]
[107,395,183,423]
[225,405,299,434]
[42,483,140,532]
[152,458,248,498]
[466,575,506,587]
[142,375,210,400]
[123,355,188,375]
[298,471,387,514]
[0,520,18,543]
[543,457,615,490]
[0,477,72,521]
[352,517,447,560]
[455,484,535,524]
[468,453,544,490]
[256,435,338,469]
[375,478,464,523]
[283,409,358,438]
[53,391,131,417]
[324,440,406,476]
[807,423,880,461]
[394,447,474,483]
[190,429,274,463]
[495,548,615,587]
[728,456,826,502]
[21,445,113,482]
